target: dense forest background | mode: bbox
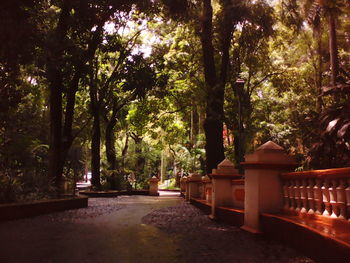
[1,0,350,202]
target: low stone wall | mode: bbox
[79,189,152,197]
[231,179,244,209]
[215,206,245,226]
[79,191,119,197]
[0,196,88,221]
[190,198,211,214]
[190,198,244,226]
[261,213,350,263]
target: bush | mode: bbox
[0,174,22,203]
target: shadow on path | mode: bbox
[0,195,183,263]
[0,194,314,263]
[142,202,314,263]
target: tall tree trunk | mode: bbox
[61,26,103,167]
[316,30,323,112]
[89,63,101,189]
[48,66,63,190]
[200,0,233,173]
[47,6,103,190]
[47,2,70,191]
[160,150,166,182]
[61,71,81,167]
[191,103,199,145]
[105,117,118,189]
[134,136,145,181]
[121,132,129,171]
[105,119,117,170]
[329,10,338,87]
[91,110,101,188]
[200,0,225,174]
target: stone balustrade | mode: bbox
[201,175,212,202]
[281,167,350,220]
[185,173,202,201]
[209,159,242,219]
[181,141,350,261]
[180,176,187,196]
[241,141,297,233]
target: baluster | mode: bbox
[294,179,301,212]
[199,182,204,199]
[329,179,339,218]
[307,178,315,214]
[322,179,331,216]
[314,178,323,215]
[300,178,308,213]
[345,178,350,220]
[283,179,290,210]
[336,178,346,219]
[288,179,295,210]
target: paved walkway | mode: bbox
[0,193,313,263]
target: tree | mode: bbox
[44,0,157,191]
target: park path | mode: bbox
[0,192,183,263]
[0,192,313,263]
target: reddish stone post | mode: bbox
[210,159,241,219]
[201,175,211,201]
[241,141,297,233]
[185,177,190,201]
[187,173,202,200]
[149,176,160,196]
[180,176,187,197]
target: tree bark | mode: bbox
[90,107,101,188]
[121,132,129,168]
[316,30,323,112]
[105,111,118,189]
[89,62,101,188]
[105,119,117,170]
[200,0,233,173]
[48,65,64,189]
[47,3,104,190]
[134,135,145,175]
[329,10,338,87]
[47,2,70,190]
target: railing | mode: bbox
[281,167,350,219]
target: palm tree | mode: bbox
[305,0,340,87]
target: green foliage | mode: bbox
[0,175,22,203]
[307,94,350,168]
[162,178,179,190]
[3,0,350,201]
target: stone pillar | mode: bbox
[180,176,187,197]
[210,159,241,219]
[188,173,202,200]
[201,175,211,200]
[241,141,297,233]
[185,177,190,201]
[149,176,160,196]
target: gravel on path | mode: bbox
[0,195,315,263]
[0,196,183,263]
[142,201,315,263]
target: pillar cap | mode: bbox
[215,158,239,175]
[149,176,159,182]
[188,173,202,182]
[256,141,284,152]
[180,176,187,182]
[201,175,211,182]
[243,141,297,169]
